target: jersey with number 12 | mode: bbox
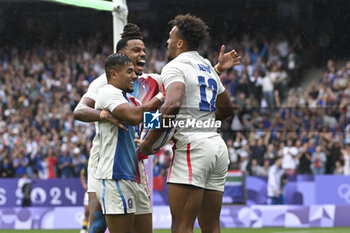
[161,51,225,148]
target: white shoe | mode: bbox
[80,229,87,233]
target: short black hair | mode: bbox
[116,23,143,52]
[169,14,209,50]
[104,53,132,80]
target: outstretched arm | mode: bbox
[111,93,163,126]
[73,96,127,130]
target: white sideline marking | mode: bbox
[272,231,312,233]
[272,231,336,233]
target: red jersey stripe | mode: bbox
[186,143,192,184]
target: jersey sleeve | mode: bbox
[217,77,225,95]
[96,86,128,112]
[161,62,185,90]
[82,73,107,101]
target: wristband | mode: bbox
[100,109,108,120]
[214,64,223,75]
[155,92,164,103]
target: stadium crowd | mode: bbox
[0,31,349,179]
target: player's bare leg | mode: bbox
[80,203,89,233]
[133,213,152,233]
[88,192,107,233]
[168,183,204,233]
[105,213,134,233]
[198,189,223,233]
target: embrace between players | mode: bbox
[74,14,241,233]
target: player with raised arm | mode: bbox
[94,53,162,233]
[73,23,240,233]
[138,14,236,233]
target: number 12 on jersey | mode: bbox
[198,76,218,112]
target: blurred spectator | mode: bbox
[267,156,285,204]
[0,157,14,177]
[264,143,277,165]
[249,137,266,166]
[262,69,275,108]
[248,158,268,176]
[17,173,31,207]
[13,152,29,178]
[326,138,342,174]
[248,69,263,104]
[245,40,268,65]
[153,157,162,177]
[239,147,249,173]
[58,148,74,178]
[334,160,344,175]
[153,143,172,177]
[342,144,350,175]
[311,146,327,175]
[47,148,58,179]
[296,144,312,174]
[227,139,239,170]
[72,147,87,176]
[282,139,298,176]
[261,160,270,176]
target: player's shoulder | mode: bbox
[140,73,161,81]
[89,73,107,89]
[162,56,186,73]
[168,51,203,67]
[98,84,122,96]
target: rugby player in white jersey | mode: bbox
[138,14,236,233]
[74,24,162,233]
[94,53,162,233]
[74,22,239,233]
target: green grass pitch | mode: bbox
[1,228,350,233]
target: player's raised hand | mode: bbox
[216,45,241,71]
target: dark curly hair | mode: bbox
[169,14,209,51]
[116,23,143,52]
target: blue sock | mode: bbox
[89,210,107,233]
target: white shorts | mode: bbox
[87,166,99,193]
[84,192,89,206]
[167,135,229,192]
[137,160,152,215]
[95,179,147,215]
[91,161,151,215]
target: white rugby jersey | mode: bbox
[161,51,225,148]
[83,73,162,177]
[83,74,107,180]
[94,84,141,181]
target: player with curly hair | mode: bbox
[74,21,239,233]
[139,14,236,233]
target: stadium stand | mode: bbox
[0,0,349,179]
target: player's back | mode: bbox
[162,51,225,147]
